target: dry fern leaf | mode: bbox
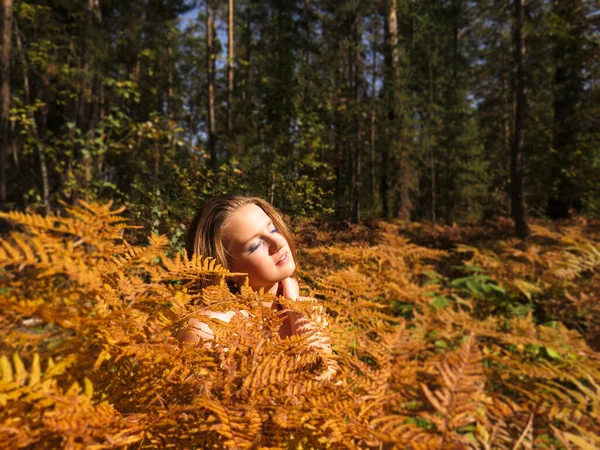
[111,234,169,268]
[420,332,489,446]
[554,243,600,280]
[153,253,243,285]
[0,201,132,250]
[552,424,600,450]
[0,234,44,269]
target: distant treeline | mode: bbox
[0,0,598,236]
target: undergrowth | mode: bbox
[0,203,599,449]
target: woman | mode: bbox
[178,195,321,344]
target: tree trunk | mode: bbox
[167,45,173,119]
[302,0,312,66]
[502,23,511,216]
[227,0,234,154]
[350,13,361,224]
[510,0,529,238]
[242,6,251,106]
[370,16,377,208]
[428,54,436,223]
[0,0,12,206]
[78,0,96,197]
[77,0,95,131]
[546,0,585,219]
[207,0,217,168]
[15,19,49,213]
[382,0,404,220]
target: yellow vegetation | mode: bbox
[0,203,599,448]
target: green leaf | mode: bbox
[435,340,447,349]
[430,296,449,309]
[488,283,506,294]
[545,347,561,360]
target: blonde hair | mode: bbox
[185,195,296,270]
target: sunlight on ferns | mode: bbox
[0,203,599,448]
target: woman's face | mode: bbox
[223,203,295,293]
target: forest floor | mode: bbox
[296,214,600,350]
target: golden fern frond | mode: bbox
[0,230,117,293]
[420,332,489,446]
[455,244,502,270]
[511,278,544,301]
[0,201,132,248]
[552,424,600,450]
[111,234,169,268]
[500,242,544,265]
[315,267,382,301]
[555,243,600,280]
[241,332,326,395]
[62,199,130,234]
[0,210,90,242]
[152,252,240,285]
[200,283,237,306]
[521,361,600,422]
[369,415,442,448]
[194,400,261,449]
[0,234,42,269]
[42,379,145,449]
[0,353,90,448]
[529,224,566,244]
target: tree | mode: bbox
[227,0,234,157]
[545,0,589,218]
[382,0,402,220]
[0,0,11,206]
[206,0,217,167]
[510,0,528,237]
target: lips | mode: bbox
[275,252,288,266]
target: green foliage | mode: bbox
[4,0,600,223]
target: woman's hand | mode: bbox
[177,310,250,345]
[280,277,299,300]
[177,318,215,344]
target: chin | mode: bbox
[284,263,296,278]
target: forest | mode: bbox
[0,0,598,230]
[0,0,600,448]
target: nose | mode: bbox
[268,233,286,255]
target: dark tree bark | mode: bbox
[78,0,97,197]
[167,45,173,119]
[350,12,361,224]
[427,54,436,223]
[546,0,585,219]
[227,0,234,158]
[77,0,95,131]
[0,0,12,206]
[382,0,410,220]
[241,5,251,106]
[206,0,217,167]
[15,19,49,213]
[369,14,378,209]
[381,0,397,219]
[510,0,529,238]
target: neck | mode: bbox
[266,282,279,296]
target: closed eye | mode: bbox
[248,225,278,253]
[248,241,262,253]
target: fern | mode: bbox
[1,205,600,448]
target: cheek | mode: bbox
[233,252,271,275]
